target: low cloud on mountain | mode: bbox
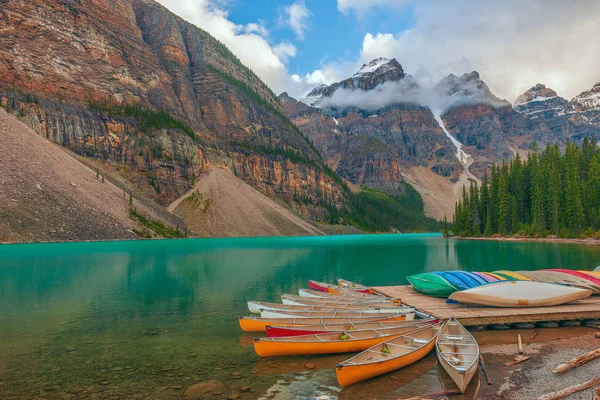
[318,75,507,114]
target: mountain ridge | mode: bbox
[282,59,600,218]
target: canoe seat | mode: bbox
[438,342,477,346]
[387,342,417,349]
[411,338,429,344]
[444,335,465,340]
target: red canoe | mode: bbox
[308,280,371,294]
[546,269,600,286]
[265,318,439,338]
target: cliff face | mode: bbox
[438,75,600,177]
[0,0,344,219]
[280,92,461,196]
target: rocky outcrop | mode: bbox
[0,0,344,222]
[571,82,600,126]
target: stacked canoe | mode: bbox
[408,269,600,298]
[239,278,416,332]
[237,278,480,392]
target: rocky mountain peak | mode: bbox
[302,57,415,108]
[514,83,570,120]
[434,71,504,105]
[571,82,600,125]
[353,58,404,79]
[515,84,558,105]
[278,92,294,104]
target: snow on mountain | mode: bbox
[353,57,393,77]
[571,83,600,124]
[514,84,571,119]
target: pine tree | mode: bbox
[510,195,519,235]
[585,155,600,229]
[484,207,493,236]
[497,166,510,235]
[442,215,449,237]
[479,169,490,230]
[469,182,481,236]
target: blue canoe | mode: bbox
[456,271,488,286]
[433,272,471,291]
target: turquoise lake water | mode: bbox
[1,234,599,399]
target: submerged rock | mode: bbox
[184,381,224,398]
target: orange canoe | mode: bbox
[239,314,409,332]
[336,322,443,386]
[254,322,435,357]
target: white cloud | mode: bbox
[243,22,268,37]
[321,0,600,101]
[273,42,297,64]
[155,0,297,94]
[283,1,311,39]
[337,0,409,16]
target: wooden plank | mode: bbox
[373,286,600,326]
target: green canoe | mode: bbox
[406,273,458,297]
[492,271,519,281]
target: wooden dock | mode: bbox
[374,285,600,326]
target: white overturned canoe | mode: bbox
[299,288,330,298]
[448,281,592,307]
[281,295,400,307]
[261,309,416,320]
[436,317,479,393]
[248,300,413,315]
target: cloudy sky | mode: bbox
[156,0,600,102]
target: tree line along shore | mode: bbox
[451,137,600,239]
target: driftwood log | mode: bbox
[504,355,532,366]
[538,378,600,400]
[552,348,600,374]
[517,334,524,354]
[530,330,540,339]
[479,354,492,385]
[399,390,460,400]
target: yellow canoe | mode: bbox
[238,315,408,332]
[254,323,434,357]
[494,271,532,281]
[579,270,600,279]
[336,322,443,386]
